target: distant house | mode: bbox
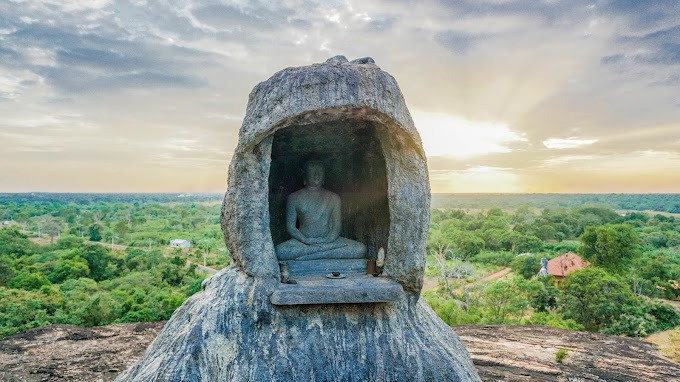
[547,252,590,283]
[170,239,191,248]
[1,221,12,228]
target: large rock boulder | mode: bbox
[117,56,481,381]
[118,269,479,381]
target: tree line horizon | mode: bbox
[0,193,678,213]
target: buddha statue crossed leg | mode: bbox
[275,160,367,261]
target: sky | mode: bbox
[0,0,679,193]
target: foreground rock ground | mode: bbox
[456,325,679,381]
[0,322,163,382]
[1,322,677,382]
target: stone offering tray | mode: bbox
[270,275,404,305]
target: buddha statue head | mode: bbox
[303,160,325,188]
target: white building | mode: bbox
[170,239,191,248]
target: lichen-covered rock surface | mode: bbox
[117,268,480,381]
[5,321,678,381]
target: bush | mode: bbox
[529,284,560,313]
[544,241,579,255]
[0,228,38,257]
[555,349,569,363]
[512,234,544,254]
[510,253,542,279]
[48,257,90,283]
[56,236,84,250]
[0,287,61,337]
[0,255,14,286]
[525,312,584,331]
[642,231,668,249]
[458,234,485,258]
[88,224,102,242]
[481,229,505,251]
[54,291,120,327]
[423,292,481,326]
[11,272,51,291]
[480,279,531,324]
[632,250,680,299]
[560,268,636,331]
[641,300,680,332]
[604,314,657,337]
[580,224,641,274]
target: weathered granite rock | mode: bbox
[117,56,480,381]
[118,268,478,381]
[456,325,680,381]
[270,275,404,305]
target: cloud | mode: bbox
[39,68,206,92]
[602,26,680,67]
[0,70,42,101]
[434,31,479,54]
[0,4,217,95]
[0,0,678,192]
[543,137,598,149]
[603,0,678,30]
[642,42,680,65]
[191,3,294,31]
[364,15,398,32]
[600,54,624,65]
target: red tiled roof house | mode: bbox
[547,252,590,283]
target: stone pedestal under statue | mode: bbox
[117,56,481,382]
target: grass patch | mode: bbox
[555,349,569,363]
[646,328,680,363]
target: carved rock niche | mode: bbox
[268,119,390,263]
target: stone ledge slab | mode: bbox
[270,275,404,305]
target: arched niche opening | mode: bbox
[268,119,390,261]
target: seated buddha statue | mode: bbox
[275,160,367,261]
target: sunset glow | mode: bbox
[413,112,525,158]
[0,1,678,193]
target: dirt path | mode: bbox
[423,267,512,293]
[185,261,219,275]
[453,267,511,294]
[477,267,512,283]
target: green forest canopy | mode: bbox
[0,193,678,340]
